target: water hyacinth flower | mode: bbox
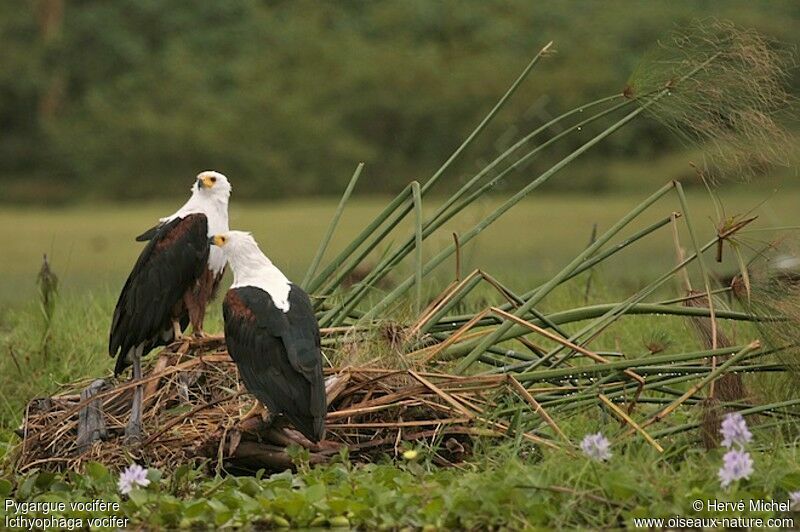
[719,412,752,449]
[718,448,754,488]
[580,432,612,462]
[790,491,800,511]
[118,463,151,495]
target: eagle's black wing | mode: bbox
[223,285,326,442]
[110,214,209,375]
[135,223,163,242]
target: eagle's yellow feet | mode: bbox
[192,329,210,339]
[171,320,190,343]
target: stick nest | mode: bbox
[14,337,548,474]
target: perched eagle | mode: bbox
[109,171,231,440]
[213,231,326,442]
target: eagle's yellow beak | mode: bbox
[210,235,227,247]
[197,175,215,189]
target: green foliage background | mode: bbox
[2,0,798,203]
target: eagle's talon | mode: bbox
[172,320,181,340]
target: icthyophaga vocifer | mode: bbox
[212,231,326,442]
[109,170,231,441]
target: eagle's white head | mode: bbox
[193,170,232,202]
[211,230,292,310]
[211,231,267,271]
[162,170,231,275]
[211,230,258,253]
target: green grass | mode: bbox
[2,444,800,529]
[2,184,799,309]
[2,187,800,529]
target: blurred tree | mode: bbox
[0,0,797,202]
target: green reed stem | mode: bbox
[455,182,676,373]
[312,43,553,299]
[438,213,678,328]
[302,163,364,289]
[421,42,553,194]
[411,181,423,315]
[439,303,770,361]
[365,101,661,324]
[650,398,800,438]
[675,181,718,347]
[307,187,411,295]
[329,95,630,324]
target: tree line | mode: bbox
[1,0,797,202]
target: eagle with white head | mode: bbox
[213,231,326,443]
[109,170,231,440]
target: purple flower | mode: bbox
[718,448,753,488]
[118,463,151,495]
[720,412,752,449]
[580,432,612,462]
[790,491,800,511]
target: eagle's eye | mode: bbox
[210,177,217,183]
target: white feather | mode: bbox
[162,171,231,275]
[221,231,292,312]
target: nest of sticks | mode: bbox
[14,337,553,474]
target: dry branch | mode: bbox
[15,338,555,473]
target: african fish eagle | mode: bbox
[109,170,231,441]
[212,231,326,442]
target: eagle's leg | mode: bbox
[183,286,209,338]
[124,346,145,443]
[172,319,184,342]
[169,298,189,343]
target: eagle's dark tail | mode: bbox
[287,412,325,443]
[287,373,326,442]
[113,349,130,377]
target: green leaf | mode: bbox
[273,515,291,528]
[128,489,149,507]
[237,477,261,497]
[146,468,162,485]
[214,510,233,527]
[423,498,444,520]
[184,500,210,519]
[778,472,800,491]
[34,471,56,490]
[48,481,71,492]
[603,469,638,500]
[16,474,36,499]
[159,498,181,515]
[0,478,13,498]
[330,515,351,528]
[85,462,109,482]
[309,515,328,527]
[327,497,351,514]
[305,483,326,503]
[207,498,229,514]
[278,495,306,518]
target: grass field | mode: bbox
[1,184,800,528]
[3,183,799,310]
